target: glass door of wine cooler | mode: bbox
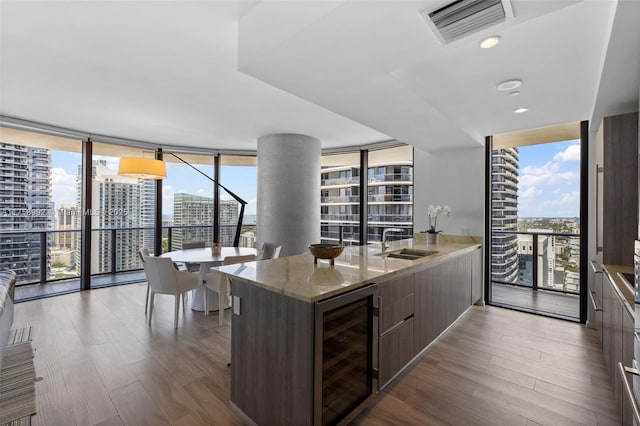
[314,284,378,425]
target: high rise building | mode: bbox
[320,149,413,245]
[220,199,240,246]
[74,160,144,274]
[0,143,53,283]
[172,193,239,249]
[56,204,76,249]
[139,179,156,253]
[516,230,556,288]
[173,193,214,250]
[491,148,519,283]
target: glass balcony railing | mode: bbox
[367,194,412,203]
[1,223,258,287]
[320,195,361,203]
[321,176,359,186]
[320,224,413,246]
[491,230,581,296]
[320,194,412,204]
[367,173,412,183]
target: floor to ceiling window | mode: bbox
[90,142,158,287]
[0,126,83,297]
[487,123,586,322]
[162,152,215,252]
[320,145,414,246]
[367,145,413,243]
[321,151,361,245]
[219,154,257,248]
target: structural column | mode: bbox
[257,134,321,257]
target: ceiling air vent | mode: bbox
[421,0,513,44]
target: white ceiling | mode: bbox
[1,0,638,153]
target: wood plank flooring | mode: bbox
[357,305,618,425]
[491,283,580,320]
[12,283,617,425]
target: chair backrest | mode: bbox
[224,254,257,265]
[204,255,256,292]
[138,248,150,264]
[261,242,282,260]
[182,241,205,249]
[252,241,265,251]
[143,256,180,293]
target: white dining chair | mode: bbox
[259,242,282,260]
[180,241,206,271]
[143,256,201,329]
[182,241,205,249]
[138,248,151,314]
[203,254,257,326]
[253,240,265,251]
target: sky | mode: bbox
[516,139,581,218]
[50,152,258,217]
[50,141,581,220]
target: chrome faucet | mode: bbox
[382,228,403,251]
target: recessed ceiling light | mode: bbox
[480,36,501,49]
[509,90,520,96]
[513,107,529,114]
[497,79,522,91]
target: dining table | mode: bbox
[160,246,259,312]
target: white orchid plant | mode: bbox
[427,204,451,234]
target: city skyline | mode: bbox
[50,151,257,217]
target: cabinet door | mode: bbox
[612,295,623,420]
[414,262,449,350]
[378,274,414,334]
[413,267,433,351]
[603,274,623,415]
[602,274,614,375]
[379,317,414,388]
[622,306,634,426]
[589,260,604,347]
[454,253,472,320]
[593,263,604,346]
[603,112,639,267]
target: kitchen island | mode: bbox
[216,237,482,425]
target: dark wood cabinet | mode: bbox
[230,279,377,426]
[379,317,414,386]
[600,112,639,266]
[601,271,635,425]
[413,265,433,351]
[621,306,634,426]
[378,273,414,334]
[413,250,477,361]
[590,260,604,346]
[378,274,414,387]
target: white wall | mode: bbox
[413,146,485,238]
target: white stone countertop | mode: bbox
[215,236,482,303]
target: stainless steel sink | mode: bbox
[375,248,438,260]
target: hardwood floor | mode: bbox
[12,283,617,425]
[357,305,618,426]
[491,283,580,321]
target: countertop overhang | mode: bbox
[215,237,481,303]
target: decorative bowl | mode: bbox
[308,244,344,265]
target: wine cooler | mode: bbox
[314,284,378,425]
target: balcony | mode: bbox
[367,194,412,203]
[490,230,581,321]
[367,173,412,184]
[3,224,257,302]
[321,176,359,187]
